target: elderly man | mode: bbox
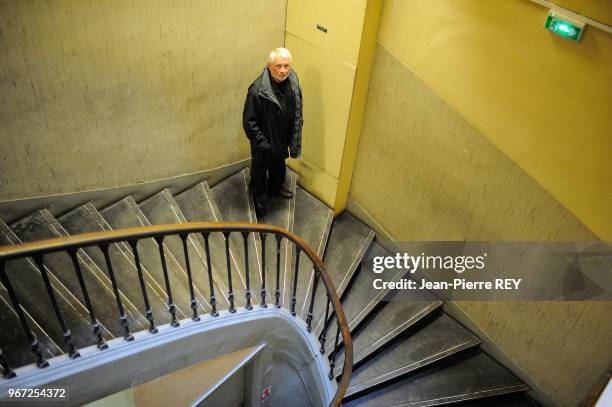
[243,47,303,216]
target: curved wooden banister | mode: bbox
[0,221,353,407]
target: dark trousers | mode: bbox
[250,157,286,197]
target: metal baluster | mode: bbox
[154,237,179,327]
[128,240,157,334]
[242,232,252,310]
[319,297,331,354]
[0,347,16,378]
[68,249,107,349]
[179,234,200,321]
[34,255,79,358]
[306,269,321,332]
[100,243,134,341]
[290,247,301,316]
[0,262,48,367]
[201,233,218,317]
[329,320,341,380]
[274,234,281,308]
[259,233,267,308]
[223,231,236,313]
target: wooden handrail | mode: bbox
[0,221,353,407]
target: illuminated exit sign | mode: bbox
[545,11,585,41]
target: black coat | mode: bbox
[243,67,303,162]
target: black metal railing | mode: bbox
[0,222,352,407]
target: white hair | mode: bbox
[267,47,292,64]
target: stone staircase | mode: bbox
[0,167,538,406]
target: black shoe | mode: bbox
[253,196,267,217]
[269,187,293,199]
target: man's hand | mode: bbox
[289,146,301,158]
[253,134,272,157]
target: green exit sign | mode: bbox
[545,11,585,41]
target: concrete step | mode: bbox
[0,175,532,407]
[100,197,213,316]
[59,203,176,327]
[292,187,334,320]
[311,212,376,336]
[0,287,60,368]
[450,392,540,407]
[10,210,144,338]
[330,290,442,376]
[254,169,298,308]
[138,189,233,310]
[211,169,270,306]
[322,242,407,353]
[211,168,299,308]
[1,219,103,352]
[345,312,481,397]
[174,183,257,307]
[343,349,528,407]
[210,168,257,225]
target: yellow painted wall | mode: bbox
[376,0,612,239]
[351,41,611,407]
[82,347,257,407]
[0,0,286,200]
[351,45,600,242]
[335,0,383,213]
[84,389,136,407]
[285,0,368,207]
[349,0,612,405]
[133,347,257,406]
[285,31,356,205]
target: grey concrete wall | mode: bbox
[0,0,286,200]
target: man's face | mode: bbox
[268,56,291,83]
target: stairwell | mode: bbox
[0,167,539,406]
